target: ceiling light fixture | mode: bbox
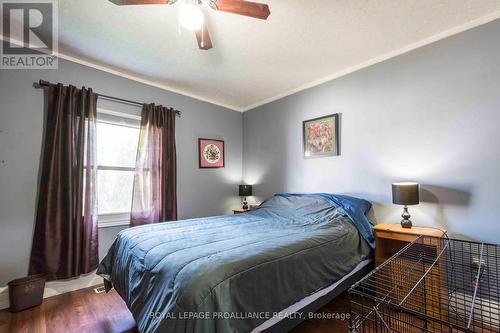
[109,0,271,51]
[179,2,204,31]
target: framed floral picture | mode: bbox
[198,138,225,168]
[303,113,340,158]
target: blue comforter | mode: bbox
[97,194,373,333]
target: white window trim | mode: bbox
[96,107,140,228]
[98,212,130,228]
[98,107,141,121]
[98,165,135,172]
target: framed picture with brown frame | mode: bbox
[303,113,340,158]
[198,138,225,168]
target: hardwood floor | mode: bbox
[0,287,137,333]
[0,287,351,333]
[289,292,351,333]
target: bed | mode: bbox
[97,193,375,333]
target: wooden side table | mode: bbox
[232,208,250,214]
[373,223,446,326]
[373,223,445,266]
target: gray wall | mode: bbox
[243,20,500,244]
[0,59,242,285]
[2,18,500,287]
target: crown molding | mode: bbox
[240,11,500,112]
[0,34,243,112]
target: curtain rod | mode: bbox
[34,79,181,117]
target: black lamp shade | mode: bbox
[392,182,419,206]
[239,185,252,197]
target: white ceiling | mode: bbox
[47,1,500,110]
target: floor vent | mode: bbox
[94,286,106,294]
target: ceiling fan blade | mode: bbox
[215,0,270,20]
[108,0,171,5]
[195,22,213,50]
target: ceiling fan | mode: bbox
[108,0,271,50]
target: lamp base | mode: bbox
[400,206,412,228]
[400,219,413,228]
[242,197,248,210]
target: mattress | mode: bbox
[98,194,373,333]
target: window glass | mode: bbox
[96,115,140,219]
[97,169,135,215]
[97,122,140,168]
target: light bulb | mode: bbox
[179,3,204,31]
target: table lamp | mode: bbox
[239,185,252,210]
[392,182,419,228]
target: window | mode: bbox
[97,109,140,227]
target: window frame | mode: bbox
[96,107,141,228]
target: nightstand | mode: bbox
[232,208,250,214]
[373,223,445,267]
[373,224,446,326]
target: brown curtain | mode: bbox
[29,83,98,280]
[130,103,177,227]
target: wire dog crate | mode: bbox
[349,235,500,332]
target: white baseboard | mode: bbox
[0,287,7,310]
[0,273,103,310]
